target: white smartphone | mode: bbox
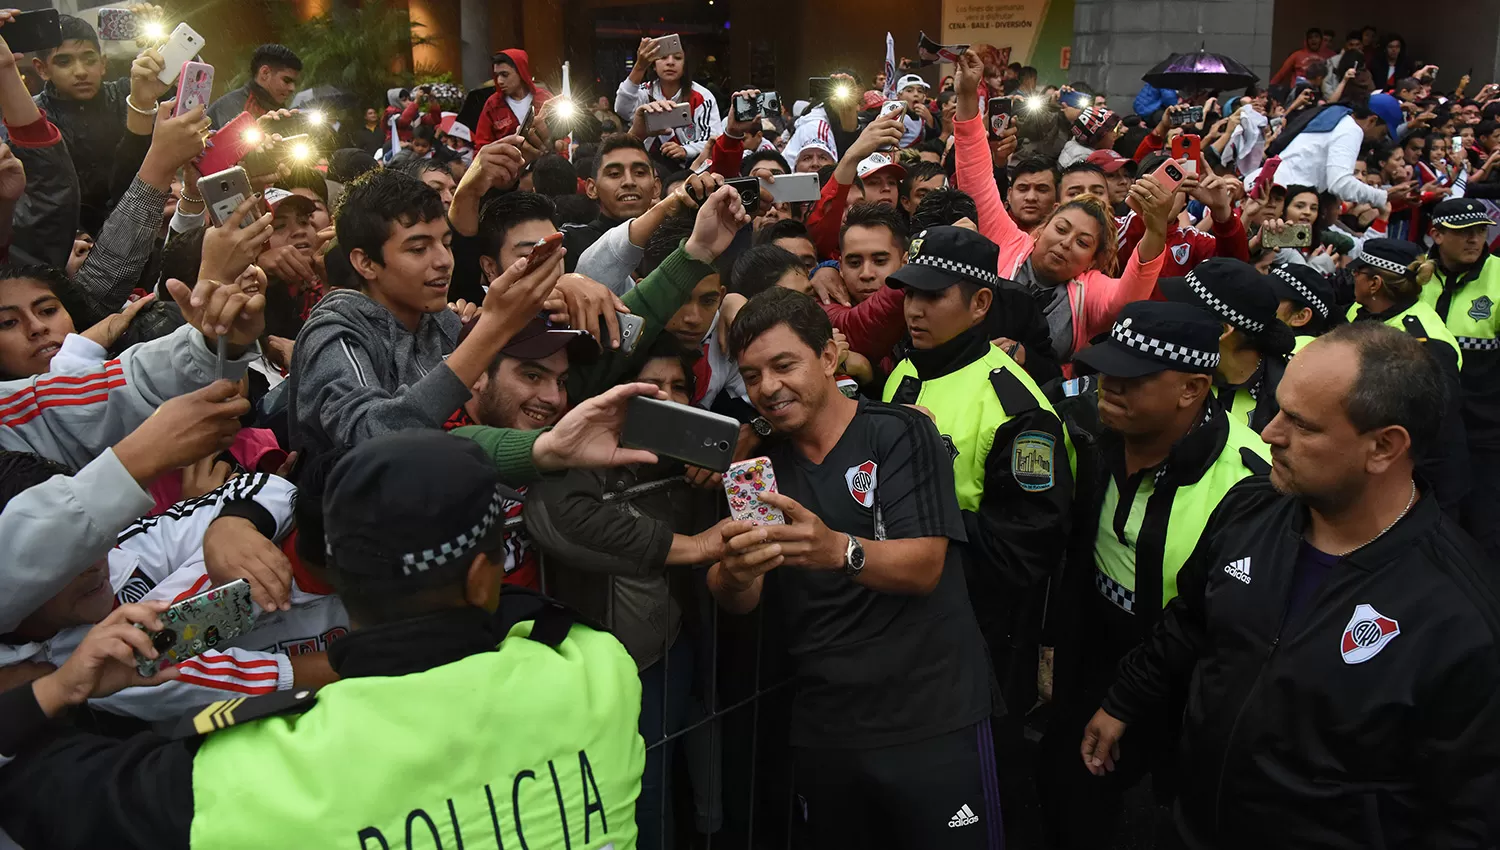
[156,23,206,85]
[763,171,821,204]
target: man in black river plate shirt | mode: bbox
[710,288,999,848]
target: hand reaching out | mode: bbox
[0,142,25,202]
[532,381,669,471]
[81,291,156,349]
[684,184,752,263]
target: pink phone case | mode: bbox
[174,61,213,118]
[724,457,786,526]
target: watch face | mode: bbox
[752,417,772,436]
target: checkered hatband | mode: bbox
[398,484,507,575]
[1184,269,1265,333]
[908,253,1000,287]
[1110,317,1220,370]
[1270,265,1329,318]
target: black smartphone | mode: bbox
[3,9,62,54]
[517,107,535,140]
[733,94,759,123]
[758,90,780,115]
[621,396,740,472]
[987,96,1012,139]
[725,176,762,214]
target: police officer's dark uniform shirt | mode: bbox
[1102,478,1500,849]
[762,399,992,748]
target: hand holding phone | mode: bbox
[644,102,693,132]
[987,96,1012,139]
[134,579,256,677]
[174,61,214,118]
[725,176,763,214]
[621,396,739,472]
[724,457,787,525]
[523,232,565,274]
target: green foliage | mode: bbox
[267,0,437,110]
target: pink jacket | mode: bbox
[952,115,1165,366]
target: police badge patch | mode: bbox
[1011,431,1056,492]
[1469,295,1493,321]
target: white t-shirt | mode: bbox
[507,92,534,122]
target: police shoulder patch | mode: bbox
[163,687,317,739]
[1011,430,1056,492]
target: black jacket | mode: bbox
[561,214,627,273]
[33,78,129,234]
[1104,478,1500,849]
[524,462,720,668]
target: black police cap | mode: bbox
[887,226,1002,292]
[1158,258,1294,356]
[1074,300,1223,378]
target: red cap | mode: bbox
[1086,149,1132,173]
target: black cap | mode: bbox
[1266,262,1335,321]
[886,226,1002,292]
[1431,198,1497,230]
[502,315,602,362]
[1352,238,1424,278]
[1074,301,1223,378]
[1158,258,1294,356]
[323,432,508,586]
[458,314,602,363]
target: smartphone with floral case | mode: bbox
[724,456,787,526]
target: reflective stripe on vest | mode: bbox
[188,619,644,850]
[1347,300,1465,370]
[1094,418,1268,611]
[883,346,1074,512]
[1420,254,1500,361]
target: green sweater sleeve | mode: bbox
[571,245,715,400]
[450,425,545,485]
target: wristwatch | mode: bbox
[842,534,865,578]
[751,416,772,437]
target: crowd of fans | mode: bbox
[0,6,1499,850]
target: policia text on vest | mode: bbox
[356,747,616,850]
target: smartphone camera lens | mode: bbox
[1166,165,1183,180]
[716,440,731,452]
[153,629,176,651]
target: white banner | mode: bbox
[941,0,1052,65]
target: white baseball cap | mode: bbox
[856,152,906,180]
[896,74,929,91]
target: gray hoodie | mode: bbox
[288,288,470,457]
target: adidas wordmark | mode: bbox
[948,804,979,828]
[1223,556,1252,585]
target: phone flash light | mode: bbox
[552,99,578,119]
[834,84,852,101]
[291,142,312,161]
[1026,95,1046,112]
[1078,97,1093,109]
[243,128,264,145]
[307,110,325,126]
[142,21,167,41]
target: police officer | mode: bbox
[1159,258,1297,432]
[882,226,1074,724]
[1037,301,1270,848]
[0,423,652,850]
[1419,198,1500,554]
[1266,261,1338,352]
[1083,322,1500,849]
[1347,237,1470,517]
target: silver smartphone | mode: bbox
[135,579,255,677]
[621,396,740,472]
[654,33,683,57]
[645,103,693,132]
[599,311,646,356]
[199,166,261,229]
[763,171,821,204]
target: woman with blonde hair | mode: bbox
[1347,237,1470,515]
[949,50,1172,370]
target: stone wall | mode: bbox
[1071,0,1274,112]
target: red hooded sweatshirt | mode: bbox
[474,49,553,148]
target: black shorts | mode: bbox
[793,721,1003,850]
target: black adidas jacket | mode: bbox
[1102,478,1500,849]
